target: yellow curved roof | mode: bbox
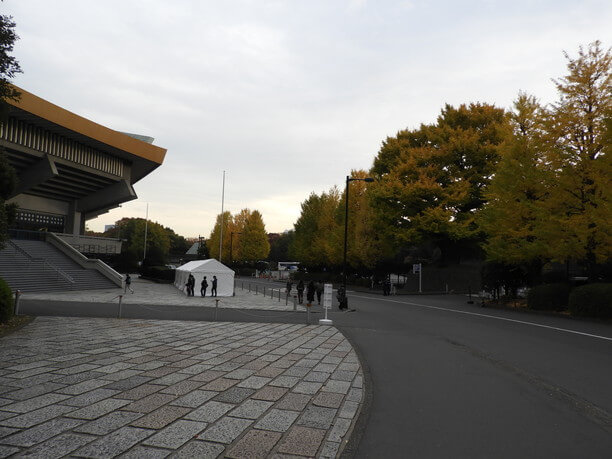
[7,85,167,165]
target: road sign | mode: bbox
[323,283,333,309]
[413,263,421,273]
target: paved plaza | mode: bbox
[21,277,309,312]
[0,278,364,458]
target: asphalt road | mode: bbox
[20,282,612,458]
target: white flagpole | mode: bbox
[219,171,225,262]
[143,203,149,262]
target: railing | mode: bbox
[54,233,123,255]
[8,240,75,287]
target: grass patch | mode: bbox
[0,315,34,338]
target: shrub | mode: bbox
[0,277,14,323]
[527,283,571,311]
[139,266,175,282]
[568,284,612,319]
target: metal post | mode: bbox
[118,294,123,318]
[256,285,258,295]
[293,295,297,311]
[215,299,220,320]
[419,265,422,293]
[219,171,225,262]
[343,175,349,293]
[264,286,266,296]
[249,283,251,292]
[14,290,21,315]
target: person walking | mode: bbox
[187,274,195,296]
[296,280,305,304]
[306,280,315,306]
[337,284,348,310]
[201,276,208,297]
[286,280,293,298]
[124,274,133,294]
[211,275,218,297]
[316,281,323,305]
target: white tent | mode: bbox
[174,259,235,297]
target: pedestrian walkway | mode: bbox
[21,277,310,312]
[0,317,362,458]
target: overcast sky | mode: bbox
[6,0,611,238]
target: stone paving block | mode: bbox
[54,363,100,375]
[319,440,341,458]
[293,359,319,368]
[252,385,288,401]
[5,366,52,380]
[254,408,299,432]
[225,429,282,459]
[255,366,284,378]
[338,362,359,371]
[269,375,300,388]
[119,445,170,458]
[1,382,66,401]
[322,380,351,394]
[56,379,110,396]
[0,426,18,439]
[170,440,225,458]
[150,372,191,386]
[96,363,136,374]
[6,361,49,372]
[114,384,164,401]
[143,419,208,449]
[213,387,255,404]
[275,393,311,411]
[297,405,337,430]
[282,366,310,378]
[276,425,326,457]
[1,416,83,447]
[132,361,166,371]
[1,393,71,413]
[353,374,363,389]
[223,368,256,380]
[74,411,143,435]
[0,404,74,428]
[0,445,19,457]
[201,377,238,391]
[103,375,153,391]
[178,364,215,376]
[121,393,176,413]
[170,390,218,408]
[327,417,352,442]
[338,400,359,419]
[53,371,107,385]
[313,363,337,373]
[241,359,268,371]
[61,388,121,407]
[321,356,343,365]
[14,432,95,458]
[74,426,154,459]
[292,381,323,395]
[346,387,363,402]
[160,380,203,396]
[130,405,190,429]
[99,369,143,382]
[66,398,130,420]
[237,376,271,389]
[331,369,357,382]
[313,392,344,409]
[198,416,252,444]
[142,367,176,378]
[304,371,331,383]
[184,401,234,423]
[228,399,273,419]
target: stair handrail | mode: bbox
[8,240,75,286]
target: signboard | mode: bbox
[323,283,333,309]
[413,263,421,273]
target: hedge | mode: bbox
[0,277,14,323]
[568,283,612,319]
[527,283,571,311]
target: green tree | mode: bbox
[290,188,342,267]
[239,210,270,261]
[479,93,550,265]
[0,11,20,249]
[208,211,234,262]
[106,218,171,269]
[369,103,510,259]
[540,41,611,270]
[268,230,294,262]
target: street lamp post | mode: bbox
[342,176,374,303]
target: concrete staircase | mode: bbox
[0,239,118,293]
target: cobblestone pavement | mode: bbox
[22,277,309,312]
[0,316,363,458]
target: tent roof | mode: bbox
[176,259,234,274]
